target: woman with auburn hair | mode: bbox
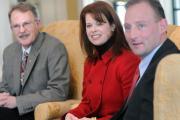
[62,1,140,120]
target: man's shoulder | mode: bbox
[41,32,63,45]
[158,39,179,56]
[150,39,179,66]
[38,32,67,52]
[4,41,20,53]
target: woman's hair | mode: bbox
[80,1,130,62]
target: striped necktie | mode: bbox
[21,51,28,87]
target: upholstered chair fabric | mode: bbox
[167,24,179,38]
[154,54,180,120]
[35,20,84,120]
[154,25,180,120]
[169,26,180,49]
[35,22,179,120]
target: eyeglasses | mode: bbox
[11,20,37,31]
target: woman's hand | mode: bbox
[65,113,92,120]
[78,117,91,120]
[65,113,77,120]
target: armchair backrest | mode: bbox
[40,20,85,100]
[169,25,180,49]
[167,24,179,38]
[154,54,180,120]
[154,24,180,120]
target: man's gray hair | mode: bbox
[8,2,40,24]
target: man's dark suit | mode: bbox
[110,39,179,120]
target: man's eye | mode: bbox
[24,22,30,26]
[140,24,144,27]
[13,25,19,28]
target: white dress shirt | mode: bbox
[22,46,31,61]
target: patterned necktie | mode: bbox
[126,67,140,103]
[21,51,28,87]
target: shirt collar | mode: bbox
[139,44,163,79]
[22,46,32,60]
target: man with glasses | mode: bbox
[0,2,70,120]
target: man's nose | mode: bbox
[19,25,26,33]
[129,27,138,39]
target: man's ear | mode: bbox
[159,19,168,34]
[36,19,41,29]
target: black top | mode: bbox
[95,37,114,60]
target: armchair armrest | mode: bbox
[35,99,81,120]
[71,103,79,109]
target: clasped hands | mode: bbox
[0,92,16,109]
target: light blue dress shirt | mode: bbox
[135,44,163,87]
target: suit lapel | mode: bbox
[149,39,175,65]
[110,39,178,120]
[126,39,177,105]
[23,52,39,85]
[13,43,22,95]
[23,32,44,88]
[134,39,175,87]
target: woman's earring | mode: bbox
[112,29,114,31]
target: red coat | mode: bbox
[62,48,140,120]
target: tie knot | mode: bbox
[24,52,28,58]
[23,52,28,61]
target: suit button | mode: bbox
[88,80,92,84]
[100,80,102,85]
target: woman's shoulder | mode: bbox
[117,48,139,60]
[114,49,140,67]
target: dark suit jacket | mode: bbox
[1,32,70,115]
[110,39,179,120]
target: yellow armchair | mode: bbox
[35,20,84,120]
[35,21,180,120]
[154,25,180,120]
[154,54,180,120]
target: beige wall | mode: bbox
[159,0,173,25]
[34,0,68,25]
[66,0,79,20]
[0,0,14,82]
[33,0,80,25]
[25,0,174,26]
